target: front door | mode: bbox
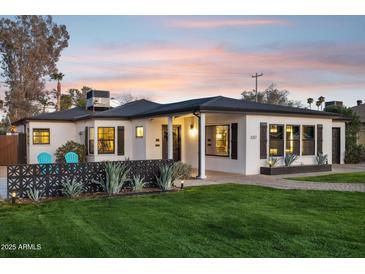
[332,127,341,164]
[162,125,181,161]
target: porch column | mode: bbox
[198,113,206,179]
[167,116,173,160]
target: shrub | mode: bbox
[55,141,86,163]
[284,154,298,167]
[61,178,84,198]
[267,157,279,167]
[316,153,328,165]
[26,186,43,202]
[95,162,130,195]
[156,164,174,191]
[132,175,145,192]
[171,162,192,181]
[345,144,365,164]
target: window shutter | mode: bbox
[231,123,238,160]
[117,126,125,156]
[85,127,88,156]
[317,124,323,154]
[260,123,267,159]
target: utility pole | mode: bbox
[252,72,263,102]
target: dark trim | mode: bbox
[260,164,332,175]
[117,126,125,156]
[32,128,50,145]
[231,123,238,160]
[260,122,267,159]
[205,124,230,157]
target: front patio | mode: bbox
[185,164,365,192]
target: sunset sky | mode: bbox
[2,16,365,106]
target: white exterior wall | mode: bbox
[332,121,346,164]
[27,121,77,164]
[88,119,133,162]
[245,115,338,175]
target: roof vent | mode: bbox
[86,90,110,111]
[357,100,363,106]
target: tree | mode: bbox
[70,86,90,108]
[116,92,149,105]
[50,72,64,111]
[38,90,55,113]
[325,105,364,163]
[0,16,69,121]
[316,100,321,110]
[60,94,72,110]
[241,83,301,107]
[318,96,325,110]
[307,98,314,109]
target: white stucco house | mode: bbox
[14,90,347,178]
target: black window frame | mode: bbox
[205,124,230,157]
[269,124,284,157]
[32,128,50,145]
[97,127,115,154]
[302,125,315,156]
[285,124,300,155]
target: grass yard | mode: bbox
[288,172,365,183]
[0,184,364,258]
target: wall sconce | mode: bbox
[11,191,17,205]
[189,123,197,137]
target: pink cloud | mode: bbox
[168,18,289,29]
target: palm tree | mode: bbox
[307,98,314,109]
[50,72,65,111]
[318,96,325,110]
[316,100,322,110]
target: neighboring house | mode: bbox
[352,100,365,146]
[13,90,347,177]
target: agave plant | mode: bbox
[284,153,299,167]
[267,157,279,167]
[316,153,328,165]
[132,175,145,192]
[171,162,193,181]
[26,186,43,202]
[156,164,174,191]
[61,178,84,198]
[95,162,130,195]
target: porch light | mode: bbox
[11,191,17,205]
[189,124,197,137]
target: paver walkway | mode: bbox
[184,164,365,192]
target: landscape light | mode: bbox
[180,180,184,189]
[11,191,17,205]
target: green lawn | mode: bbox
[288,172,365,183]
[0,184,364,258]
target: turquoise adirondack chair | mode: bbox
[37,152,53,175]
[64,152,79,164]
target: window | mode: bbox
[136,126,144,138]
[89,127,94,154]
[98,127,115,154]
[33,128,50,144]
[317,124,323,154]
[206,125,229,157]
[260,123,267,159]
[302,126,315,155]
[285,125,300,155]
[269,124,284,156]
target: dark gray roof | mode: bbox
[15,95,342,125]
[132,96,337,118]
[24,107,91,122]
[93,99,161,118]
